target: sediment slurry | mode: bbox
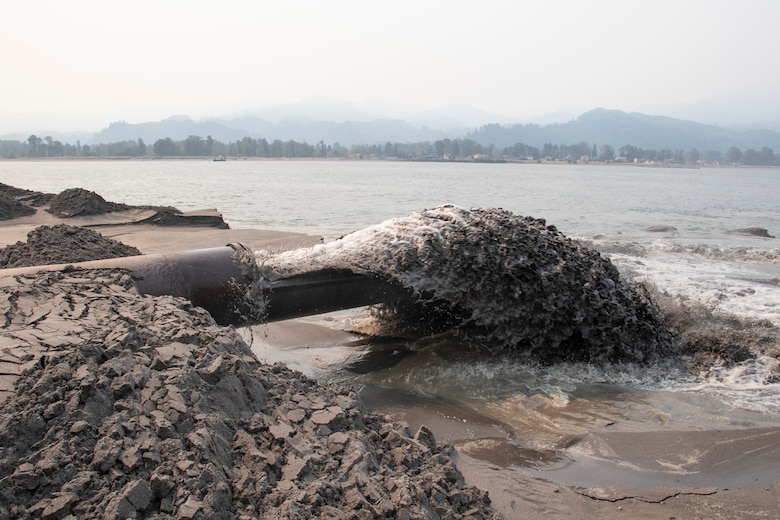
[0,270,496,519]
[258,205,677,363]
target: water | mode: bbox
[4,160,779,241]
[2,159,779,488]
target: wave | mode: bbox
[589,238,780,264]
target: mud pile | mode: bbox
[0,183,227,228]
[259,205,677,363]
[0,184,50,220]
[0,193,37,220]
[47,188,132,218]
[0,224,142,268]
[133,208,230,228]
[0,270,496,519]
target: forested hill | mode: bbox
[467,108,780,152]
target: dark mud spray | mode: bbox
[256,206,677,363]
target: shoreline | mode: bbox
[1,203,779,518]
[2,155,776,169]
[0,206,322,254]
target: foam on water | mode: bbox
[340,345,689,404]
[331,335,780,423]
[589,235,780,414]
[610,251,780,325]
[594,237,780,265]
[680,356,780,414]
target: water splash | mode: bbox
[679,355,780,412]
[592,238,780,264]
[256,205,677,363]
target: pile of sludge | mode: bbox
[0,269,496,519]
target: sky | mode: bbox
[2,0,780,133]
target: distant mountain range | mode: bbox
[467,109,780,152]
[3,100,780,152]
[90,115,454,148]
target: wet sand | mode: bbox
[2,210,779,519]
[255,321,780,520]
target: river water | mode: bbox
[2,159,779,490]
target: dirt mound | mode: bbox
[0,270,497,519]
[0,183,54,220]
[0,224,142,268]
[0,183,52,208]
[0,183,229,228]
[134,208,229,228]
[47,188,132,218]
[0,193,37,220]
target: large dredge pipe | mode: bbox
[0,244,409,326]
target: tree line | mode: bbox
[1,134,778,166]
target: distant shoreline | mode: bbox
[2,155,776,169]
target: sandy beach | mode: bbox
[1,193,778,519]
[0,206,321,255]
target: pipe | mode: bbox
[263,269,409,322]
[0,244,409,326]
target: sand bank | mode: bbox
[0,206,320,254]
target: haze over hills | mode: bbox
[0,100,514,144]
[87,100,521,147]
[467,109,780,152]
[2,98,780,153]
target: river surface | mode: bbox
[2,159,779,490]
[4,159,779,241]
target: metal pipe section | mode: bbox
[0,244,409,326]
[264,269,409,322]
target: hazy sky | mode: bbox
[3,0,780,132]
